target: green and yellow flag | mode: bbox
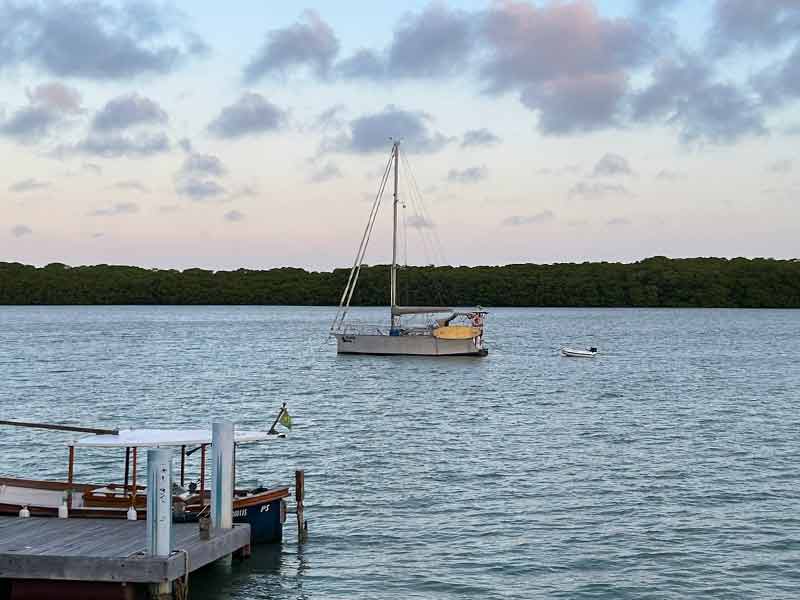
[279,408,293,430]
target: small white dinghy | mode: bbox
[561,346,598,358]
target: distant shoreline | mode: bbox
[2,257,799,308]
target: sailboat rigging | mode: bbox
[330,141,488,357]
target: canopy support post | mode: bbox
[124,447,130,492]
[130,447,137,508]
[180,445,186,487]
[199,444,207,505]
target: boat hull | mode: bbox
[335,333,487,356]
[232,496,286,544]
[0,478,289,544]
[560,348,597,358]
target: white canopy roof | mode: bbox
[71,428,279,448]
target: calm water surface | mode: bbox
[0,307,798,599]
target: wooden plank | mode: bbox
[0,517,250,584]
[162,526,251,581]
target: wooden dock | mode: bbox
[0,516,250,599]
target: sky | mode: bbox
[1,0,799,270]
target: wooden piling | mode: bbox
[295,469,306,541]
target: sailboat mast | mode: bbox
[391,141,399,326]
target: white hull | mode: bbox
[335,333,487,356]
[561,347,597,358]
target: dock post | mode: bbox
[295,469,306,542]
[146,448,174,600]
[211,421,234,531]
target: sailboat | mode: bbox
[330,141,488,357]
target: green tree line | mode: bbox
[1,257,799,307]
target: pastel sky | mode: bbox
[1,0,799,270]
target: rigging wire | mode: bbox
[400,160,435,267]
[330,149,394,333]
[402,154,449,266]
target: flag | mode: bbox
[279,408,292,430]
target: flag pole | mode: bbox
[268,403,287,434]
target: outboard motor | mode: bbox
[589,347,598,353]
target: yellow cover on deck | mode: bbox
[433,325,481,340]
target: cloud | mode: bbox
[535,164,581,176]
[323,105,452,154]
[636,0,683,17]
[386,4,475,79]
[83,163,102,174]
[709,0,800,55]
[176,178,226,201]
[0,81,82,143]
[174,143,228,201]
[208,92,287,139]
[655,169,686,182]
[308,162,342,183]
[311,104,346,131]
[336,49,386,80]
[244,10,339,82]
[26,82,83,114]
[753,43,800,106]
[568,181,632,200]
[446,165,488,184]
[229,185,259,200]
[0,106,62,142]
[88,202,139,216]
[480,1,650,133]
[406,215,436,230]
[502,210,555,226]
[766,159,793,174]
[67,132,171,158]
[523,72,629,134]
[9,178,50,193]
[592,153,634,177]
[92,93,168,131]
[11,224,32,237]
[336,4,475,80]
[632,55,766,144]
[0,1,205,80]
[461,128,501,147]
[607,217,632,225]
[224,209,245,222]
[113,180,150,193]
[180,153,227,178]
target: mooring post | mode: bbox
[211,421,234,532]
[146,449,173,557]
[295,469,306,542]
[146,448,174,600]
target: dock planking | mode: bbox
[0,516,250,584]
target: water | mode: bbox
[1,307,798,599]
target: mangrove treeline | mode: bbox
[0,257,798,307]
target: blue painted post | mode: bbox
[146,449,173,557]
[211,421,234,531]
